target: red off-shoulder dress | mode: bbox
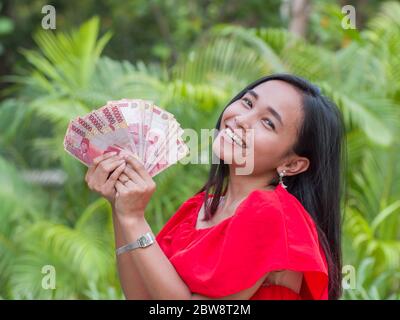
[155,183,329,300]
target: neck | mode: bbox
[222,167,276,208]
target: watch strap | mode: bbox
[116,232,155,255]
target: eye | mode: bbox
[263,118,275,130]
[242,97,253,108]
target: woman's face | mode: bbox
[212,80,305,176]
[81,140,89,153]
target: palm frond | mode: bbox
[320,82,393,146]
[9,199,116,299]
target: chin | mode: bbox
[211,132,253,172]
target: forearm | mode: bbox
[117,214,193,300]
[112,205,152,299]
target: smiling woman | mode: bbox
[155,73,346,300]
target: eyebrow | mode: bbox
[246,90,284,126]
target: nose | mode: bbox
[234,115,250,130]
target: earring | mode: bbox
[279,170,287,189]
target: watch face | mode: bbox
[138,234,153,247]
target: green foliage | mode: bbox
[343,143,400,299]
[343,257,400,300]
[0,2,14,56]
[8,198,119,299]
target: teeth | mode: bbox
[225,128,244,147]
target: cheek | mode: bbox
[252,131,285,164]
[211,129,236,163]
[253,130,275,153]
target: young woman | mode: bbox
[85,74,346,300]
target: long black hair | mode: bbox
[197,73,347,300]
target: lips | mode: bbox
[223,124,247,148]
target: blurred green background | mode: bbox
[0,0,399,299]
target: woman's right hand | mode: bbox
[85,152,126,205]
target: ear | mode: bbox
[278,156,310,177]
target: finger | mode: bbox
[123,154,149,181]
[124,153,156,190]
[94,158,126,182]
[123,165,146,186]
[124,179,138,190]
[105,162,126,186]
[93,151,117,166]
[85,165,96,182]
[97,156,125,172]
[115,180,129,196]
[117,173,130,183]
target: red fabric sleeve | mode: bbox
[155,192,203,258]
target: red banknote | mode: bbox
[63,99,189,177]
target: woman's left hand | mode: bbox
[114,153,157,223]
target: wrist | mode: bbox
[116,212,145,226]
[117,214,151,243]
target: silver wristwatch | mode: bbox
[116,232,155,255]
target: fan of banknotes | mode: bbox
[63,99,189,177]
